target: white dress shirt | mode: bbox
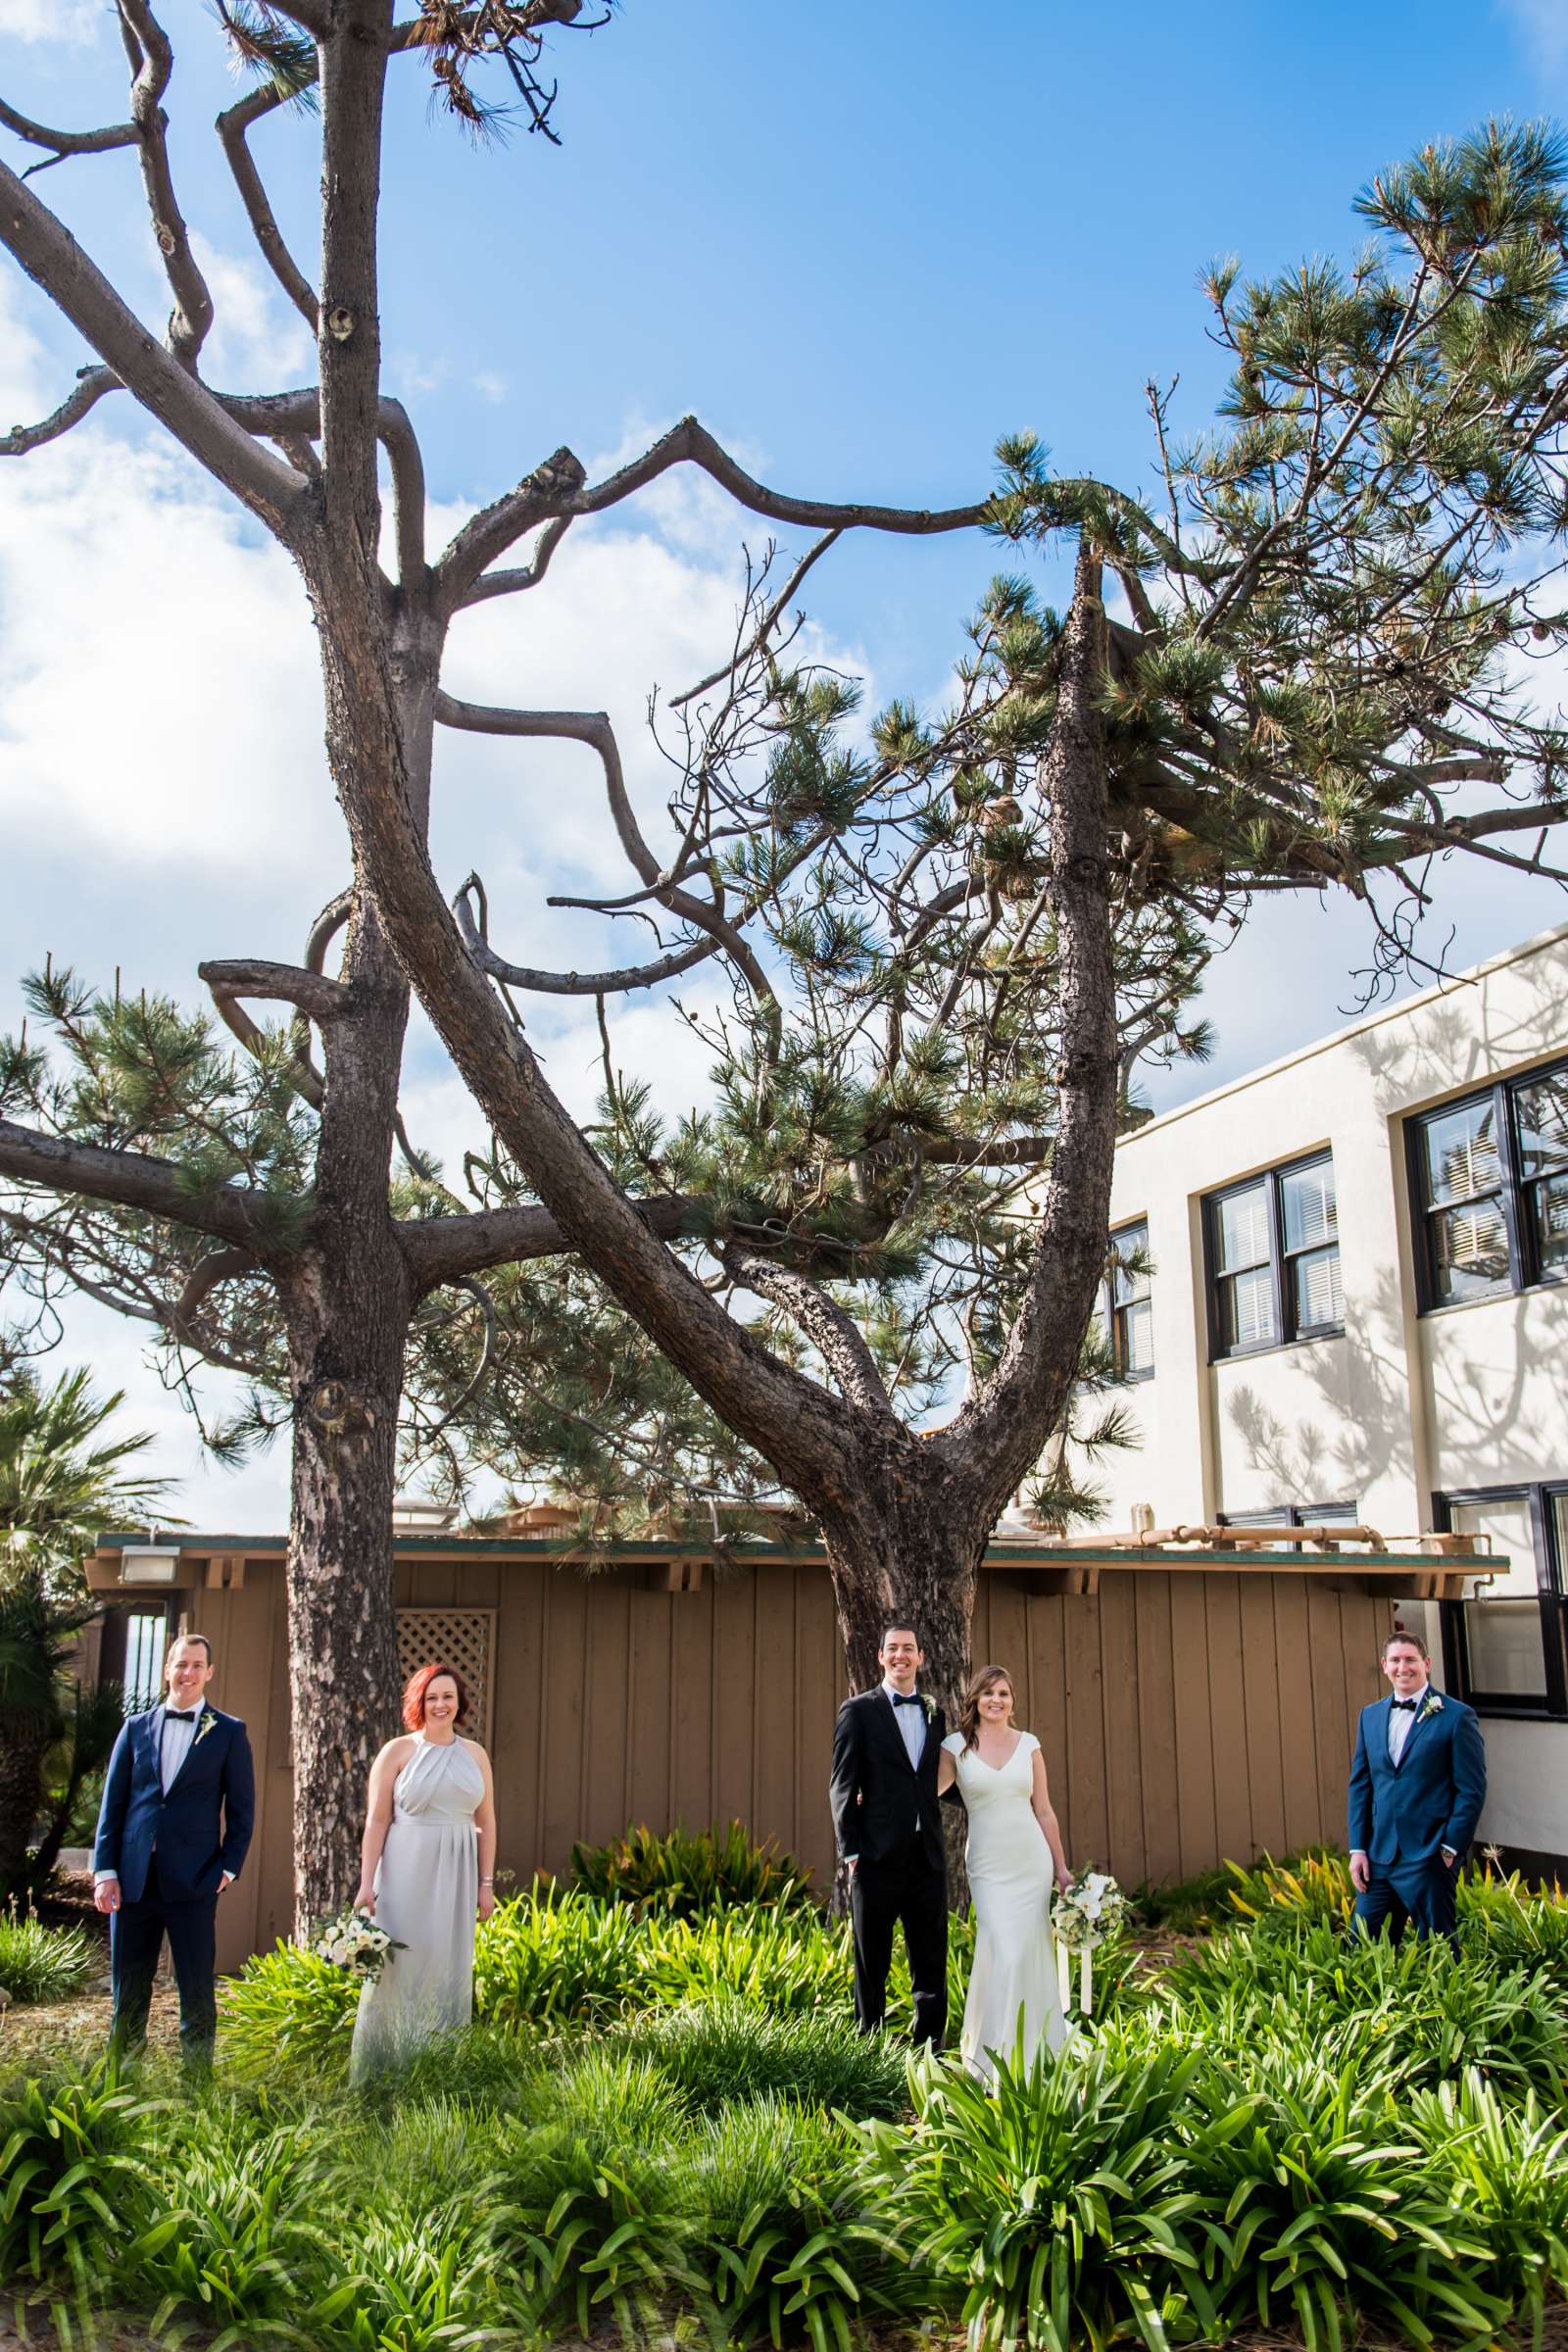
[882,1680,926,1768]
[1387,1686,1428,1765]
[157,1699,206,1792]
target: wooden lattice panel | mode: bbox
[396,1608,496,1747]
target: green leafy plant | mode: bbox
[472,1886,646,2027]
[0,2061,150,2312]
[638,1903,855,2017]
[603,1996,908,2119]
[221,1940,363,2078]
[123,2113,330,2350]
[310,2208,514,2352]
[488,2047,697,2338]
[0,1899,94,2004]
[570,1819,814,1915]
[692,2094,894,2352]
[1412,2070,1568,2347]
[858,2036,1220,2352]
[1182,2043,1504,2352]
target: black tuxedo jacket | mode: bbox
[830,1687,948,1872]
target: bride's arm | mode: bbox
[937,1743,957,1795]
[1030,1748,1072,1890]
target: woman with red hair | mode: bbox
[349,1661,498,2080]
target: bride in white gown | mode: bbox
[938,1663,1071,2082]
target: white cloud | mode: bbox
[1498,0,1568,76]
[473,370,508,405]
[0,0,104,42]
[190,232,314,386]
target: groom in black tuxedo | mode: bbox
[94,1632,255,2070]
[829,1624,948,2046]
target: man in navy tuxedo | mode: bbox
[1348,1627,1486,1951]
[94,1632,255,2068]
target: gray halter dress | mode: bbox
[350,1733,484,2081]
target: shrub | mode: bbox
[639,1903,855,2016]
[0,2062,150,2311]
[473,1886,646,2027]
[605,1997,909,2119]
[690,2094,895,2352]
[1459,1862,1568,1967]
[487,2046,698,2338]
[1158,1921,1568,2098]
[122,2110,331,2350]
[221,1940,362,2078]
[570,1819,815,1915]
[1182,2042,1506,2352]
[310,2208,513,2352]
[1224,1847,1353,1930]
[858,2036,1220,2352]
[0,1902,94,2004]
[1412,2070,1568,2341]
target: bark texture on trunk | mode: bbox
[277,892,415,1930]
[0,1717,53,1898]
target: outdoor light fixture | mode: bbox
[119,1544,182,1586]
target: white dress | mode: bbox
[350,1734,484,2082]
[942,1730,1066,2082]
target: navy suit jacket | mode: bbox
[93,1703,256,1904]
[1348,1690,1486,1869]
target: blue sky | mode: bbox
[2,0,1566,1519]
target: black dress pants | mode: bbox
[851,1846,948,2046]
[109,1854,219,2069]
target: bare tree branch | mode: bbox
[454,881,719,996]
[198,958,352,1024]
[434,445,587,612]
[0,156,305,526]
[119,0,215,367]
[217,80,320,331]
[168,1243,260,1349]
[458,512,572,609]
[719,1241,893,1415]
[398,1191,695,1289]
[0,365,119,456]
[670,526,842,710]
[0,96,137,170]
[435,691,775,1003]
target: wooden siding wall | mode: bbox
[183,1555,1395,1971]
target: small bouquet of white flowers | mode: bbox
[1053,1869,1127,2017]
[308,1904,400,1984]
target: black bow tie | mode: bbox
[1391,1697,1419,1712]
[891,1692,922,1708]
[165,1708,197,1723]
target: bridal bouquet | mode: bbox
[1054,1870,1127,2017]
[308,1904,400,1984]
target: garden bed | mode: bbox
[2,1845,1565,2352]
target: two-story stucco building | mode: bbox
[1074,920,1568,1875]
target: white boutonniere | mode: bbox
[921,1694,936,1724]
[1419,1691,1444,1723]
[193,1709,220,1747]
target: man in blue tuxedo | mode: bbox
[93,1632,255,2068]
[1348,1628,1486,1951]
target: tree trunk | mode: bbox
[818,1445,986,1911]
[277,896,416,1932]
[0,1714,55,1900]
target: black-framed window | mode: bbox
[1220,1501,1360,1529]
[1410,1058,1568,1309]
[1205,1152,1342,1358]
[1102,1220,1153,1381]
[1434,1484,1568,1717]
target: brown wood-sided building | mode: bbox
[82,1515,1485,1971]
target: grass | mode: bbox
[4,1843,1567,2350]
